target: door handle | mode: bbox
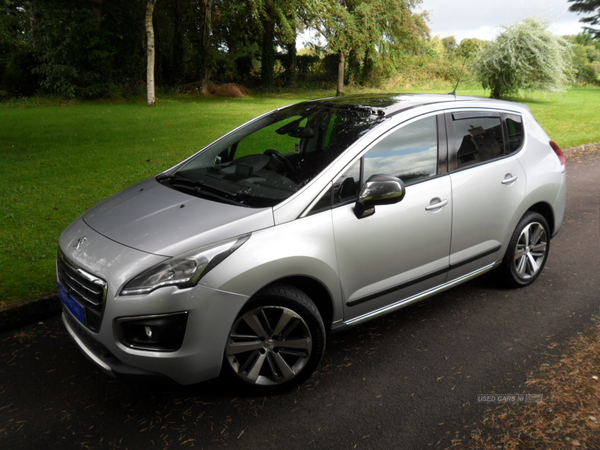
[425,198,448,211]
[502,174,518,185]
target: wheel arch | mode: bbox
[498,208,551,288]
[526,201,556,236]
[253,276,335,333]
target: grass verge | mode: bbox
[0,86,599,306]
[0,95,310,305]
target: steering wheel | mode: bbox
[264,149,296,174]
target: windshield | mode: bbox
[159,102,386,207]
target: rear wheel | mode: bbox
[223,284,325,394]
[500,212,550,288]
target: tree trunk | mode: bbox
[198,0,213,96]
[261,17,276,89]
[284,42,297,88]
[91,0,103,28]
[491,84,502,99]
[146,0,157,107]
[173,0,185,85]
[336,50,347,96]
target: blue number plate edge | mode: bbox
[58,283,86,325]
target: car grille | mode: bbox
[57,250,107,332]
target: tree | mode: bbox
[568,32,600,83]
[184,0,216,93]
[441,36,457,55]
[471,18,572,99]
[146,0,157,106]
[29,0,145,98]
[0,0,40,96]
[568,0,600,39]
[1,0,438,98]
[246,0,314,89]
[314,0,427,96]
[455,38,485,60]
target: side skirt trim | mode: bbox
[344,263,495,327]
[347,267,448,308]
[346,245,501,309]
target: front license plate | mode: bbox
[58,283,86,325]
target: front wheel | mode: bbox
[223,284,326,395]
[500,212,550,288]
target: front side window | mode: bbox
[363,115,438,184]
[308,115,439,215]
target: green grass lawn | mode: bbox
[1,86,599,307]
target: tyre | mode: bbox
[500,211,550,288]
[223,284,326,395]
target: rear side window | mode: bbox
[451,116,503,168]
[448,111,524,170]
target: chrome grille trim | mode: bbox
[60,266,104,305]
[57,250,107,331]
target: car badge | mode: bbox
[74,237,88,250]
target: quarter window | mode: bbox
[506,114,524,153]
[309,160,361,214]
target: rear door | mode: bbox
[446,111,527,281]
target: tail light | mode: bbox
[550,141,566,168]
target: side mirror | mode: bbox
[354,175,406,219]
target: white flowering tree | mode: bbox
[472,18,573,99]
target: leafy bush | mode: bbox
[472,18,573,98]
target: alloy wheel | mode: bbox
[226,306,313,386]
[513,221,548,281]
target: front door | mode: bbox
[333,176,452,323]
[330,114,453,323]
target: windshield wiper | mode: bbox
[156,173,198,185]
[157,174,249,207]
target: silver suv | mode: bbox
[57,94,567,394]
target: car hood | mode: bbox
[82,178,274,256]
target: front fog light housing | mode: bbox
[117,312,188,352]
[120,234,250,296]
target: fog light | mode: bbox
[117,312,188,352]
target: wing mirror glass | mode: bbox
[354,175,406,218]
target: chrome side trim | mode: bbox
[344,264,495,327]
[62,312,115,377]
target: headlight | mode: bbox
[120,235,250,296]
